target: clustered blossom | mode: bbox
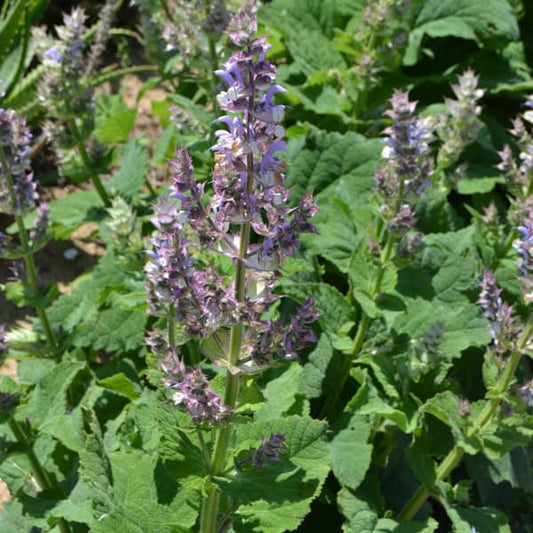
[497,96,533,195]
[514,211,533,304]
[352,1,407,91]
[106,197,141,252]
[375,90,433,233]
[38,8,91,113]
[161,0,231,55]
[436,69,484,170]
[146,12,319,372]
[160,348,230,424]
[0,109,36,215]
[84,0,115,79]
[478,270,519,349]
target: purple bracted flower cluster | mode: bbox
[0,109,36,215]
[436,69,484,170]
[146,12,318,368]
[160,348,230,424]
[375,90,433,233]
[38,8,92,114]
[478,270,519,349]
[497,96,533,196]
[514,211,533,304]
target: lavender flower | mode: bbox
[514,211,533,303]
[160,348,230,424]
[478,270,520,348]
[375,90,433,233]
[146,12,318,368]
[38,8,92,114]
[436,69,484,170]
[0,109,36,215]
[497,97,533,193]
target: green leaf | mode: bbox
[223,416,329,532]
[108,140,149,198]
[260,0,359,40]
[443,503,511,533]
[338,485,438,533]
[74,308,147,352]
[299,333,342,400]
[394,298,490,360]
[47,189,103,239]
[286,28,346,77]
[348,368,416,432]
[256,363,308,421]
[329,413,372,490]
[287,127,380,206]
[95,94,136,143]
[456,177,505,194]
[350,251,398,319]
[280,281,354,335]
[79,407,197,532]
[404,0,519,66]
[98,372,141,400]
[0,501,33,533]
[25,361,90,429]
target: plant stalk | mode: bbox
[398,312,533,521]
[8,418,71,533]
[199,58,256,532]
[0,147,57,355]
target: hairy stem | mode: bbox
[200,58,255,533]
[0,147,57,356]
[398,312,533,521]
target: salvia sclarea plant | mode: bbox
[3,1,533,532]
[144,12,319,530]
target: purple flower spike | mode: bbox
[478,270,520,349]
[375,90,433,233]
[146,9,319,394]
[0,109,36,215]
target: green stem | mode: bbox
[398,312,533,521]
[319,231,397,418]
[8,418,71,533]
[200,57,256,533]
[65,104,111,207]
[0,147,57,356]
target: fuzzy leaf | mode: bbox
[108,140,149,198]
[74,308,147,352]
[222,416,329,532]
[329,413,373,490]
[404,0,519,66]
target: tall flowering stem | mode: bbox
[0,110,57,355]
[321,91,432,417]
[398,223,533,520]
[38,8,111,207]
[144,12,318,532]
